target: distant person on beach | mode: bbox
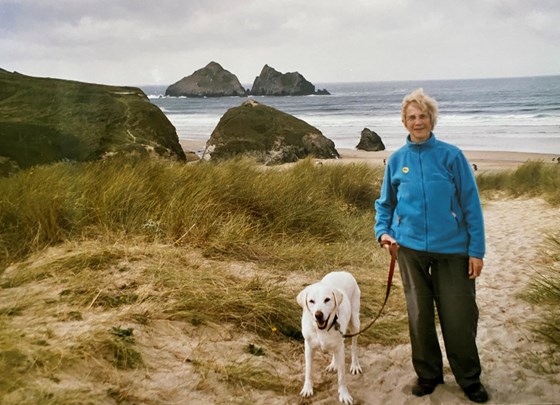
[374,88,488,403]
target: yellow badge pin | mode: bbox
[402,167,409,173]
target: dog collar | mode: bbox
[327,314,340,333]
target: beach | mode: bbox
[151,76,560,159]
[180,140,559,172]
[336,148,559,172]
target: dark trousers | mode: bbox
[397,246,482,388]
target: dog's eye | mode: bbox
[309,299,315,304]
[324,298,331,303]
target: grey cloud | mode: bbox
[0,0,558,85]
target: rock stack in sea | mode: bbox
[165,61,247,97]
[165,62,329,97]
[356,128,385,151]
[203,99,339,165]
[250,65,329,96]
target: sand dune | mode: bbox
[347,198,560,404]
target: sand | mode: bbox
[335,149,560,172]
[353,198,560,404]
[180,139,560,172]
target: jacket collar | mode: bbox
[406,132,436,148]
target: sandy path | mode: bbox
[337,198,560,404]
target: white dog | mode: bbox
[296,271,362,404]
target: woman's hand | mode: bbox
[380,234,398,255]
[468,257,484,279]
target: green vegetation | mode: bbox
[522,233,560,373]
[0,70,185,176]
[0,156,407,403]
[476,160,560,205]
[208,101,339,162]
[1,157,558,402]
[0,156,382,270]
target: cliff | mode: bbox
[0,69,186,175]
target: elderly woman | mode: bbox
[374,89,488,403]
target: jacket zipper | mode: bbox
[418,145,428,251]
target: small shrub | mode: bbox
[106,327,142,369]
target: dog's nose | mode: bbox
[314,311,324,321]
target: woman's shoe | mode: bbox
[463,382,489,403]
[411,376,444,397]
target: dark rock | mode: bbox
[356,128,385,151]
[203,99,340,164]
[250,65,329,96]
[0,69,185,175]
[165,61,246,97]
[0,156,19,176]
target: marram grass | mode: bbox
[1,157,559,403]
[523,233,560,357]
[476,160,560,205]
[0,156,383,270]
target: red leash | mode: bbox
[343,240,398,338]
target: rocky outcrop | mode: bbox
[165,62,247,97]
[203,99,339,164]
[250,65,329,96]
[356,128,385,151]
[0,69,186,175]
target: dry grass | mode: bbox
[521,233,560,372]
[0,237,406,403]
[1,157,558,403]
[477,160,560,205]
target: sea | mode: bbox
[141,75,560,155]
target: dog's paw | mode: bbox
[350,362,362,375]
[300,383,313,398]
[338,387,353,404]
[325,362,337,373]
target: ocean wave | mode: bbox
[147,76,560,154]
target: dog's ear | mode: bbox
[332,288,344,310]
[296,287,308,310]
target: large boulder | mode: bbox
[356,128,385,151]
[250,65,329,96]
[203,99,340,164]
[165,62,247,97]
[0,69,186,175]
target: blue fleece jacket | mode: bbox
[374,133,485,258]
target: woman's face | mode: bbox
[403,102,432,143]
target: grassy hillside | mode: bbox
[0,70,185,175]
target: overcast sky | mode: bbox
[1,0,559,86]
